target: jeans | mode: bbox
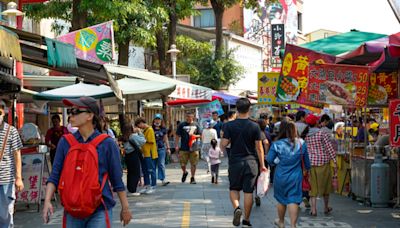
[141,157,157,187]
[125,152,141,193]
[157,148,166,181]
[0,184,15,228]
[65,209,112,228]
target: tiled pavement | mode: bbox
[14,157,400,228]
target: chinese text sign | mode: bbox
[389,99,400,147]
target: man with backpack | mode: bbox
[42,96,132,227]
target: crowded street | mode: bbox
[13,158,399,228]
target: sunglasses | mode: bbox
[67,108,90,116]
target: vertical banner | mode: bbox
[58,21,115,64]
[307,63,370,107]
[389,99,400,147]
[271,24,285,59]
[258,72,282,104]
[368,72,398,105]
[276,44,336,103]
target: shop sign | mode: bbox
[276,44,336,104]
[368,72,398,105]
[389,99,400,147]
[15,154,49,204]
[169,84,212,100]
[258,72,285,104]
[307,63,370,107]
[198,100,224,128]
[271,24,284,58]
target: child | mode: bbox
[208,139,223,184]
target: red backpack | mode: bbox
[58,133,111,228]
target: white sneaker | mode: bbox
[145,187,155,194]
[139,187,148,194]
[131,192,141,196]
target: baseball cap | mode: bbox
[62,96,100,116]
[154,113,163,120]
[305,114,319,126]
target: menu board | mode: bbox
[277,44,336,103]
[307,63,370,107]
[368,71,398,105]
[258,72,284,104]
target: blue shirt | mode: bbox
[213,121,223,138]
[47,130,125,211]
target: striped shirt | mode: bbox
[0,123,23,184]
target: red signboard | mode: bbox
[368,72,398,105]
[276,44,336,104]
[389,99,400,147]
[307,63,370,107]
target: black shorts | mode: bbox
[228,159,259,193]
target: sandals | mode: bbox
[274,218,284,228]
[309,211,317,217]
[324,207,333,215]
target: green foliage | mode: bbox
[176,36,244,90]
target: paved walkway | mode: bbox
[14,158,400,228]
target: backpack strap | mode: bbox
[64,134,79,147]
[89,134,109,147]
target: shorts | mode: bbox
[179,151,199,167]
[228,159,258,193]
[310,163,333,197]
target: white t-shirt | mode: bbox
[202,128,217,144]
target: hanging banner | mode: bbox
[258,72,285,104]
[307,63,370,107]
[271,24,285,58]
[276,44,336,103]
[198,100,224,128]
[368,72,398,105]
[389,99,400,147]
[58,21,115,64]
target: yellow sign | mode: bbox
[258,72,285,104]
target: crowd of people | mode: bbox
[1,95,387,228]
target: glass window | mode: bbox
[0,2,5,22]
[193,9,215,28]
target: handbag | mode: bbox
[300,143,311,191]
[0,125,11,162]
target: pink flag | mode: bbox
[57,21,115,64]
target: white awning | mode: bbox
[105,64,212,100]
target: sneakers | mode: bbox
[232,207,242,226]
[211,176,215,184]
[145,187,155,194]
[190,177,196,184]
[162,180,170,186]
[130,192,141,197]
[242,219,252,227]
[255,196,261,207]
[181,171,189,183]
[138,187,148,194]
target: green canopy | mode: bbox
[300,30,387,56]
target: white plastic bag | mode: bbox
[256,169,270,197]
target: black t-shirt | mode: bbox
[176,121,201,151]
[154,127,167,149]
[222,118,261,164]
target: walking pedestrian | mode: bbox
[304,114,337,216]
[42,96,132,227]
[220,98,267,227]
[45,114,68,165]
[220,110,236,158]
[201,120,217,174]
[152,114,171,186]
[267,121,311,228]
[122,121,146,196]
[208,139,223,184]
[212,111,223,139]
[135,117,158,194]
[175,111,201,184]
[0,104,24,228]
[254,118,270,207]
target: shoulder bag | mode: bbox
[300,142,311,191]
[0,125,11,162]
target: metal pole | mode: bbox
[172,60,176,80]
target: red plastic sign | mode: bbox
[389,99,400,147]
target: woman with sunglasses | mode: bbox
[42,96,132,227]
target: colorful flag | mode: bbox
[57,21,115,64]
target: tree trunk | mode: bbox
[71,0,87,31]
[156,30,168,75]
[210,0,225,60]
[118,39,130,66]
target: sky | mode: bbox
[303,0,400,35]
